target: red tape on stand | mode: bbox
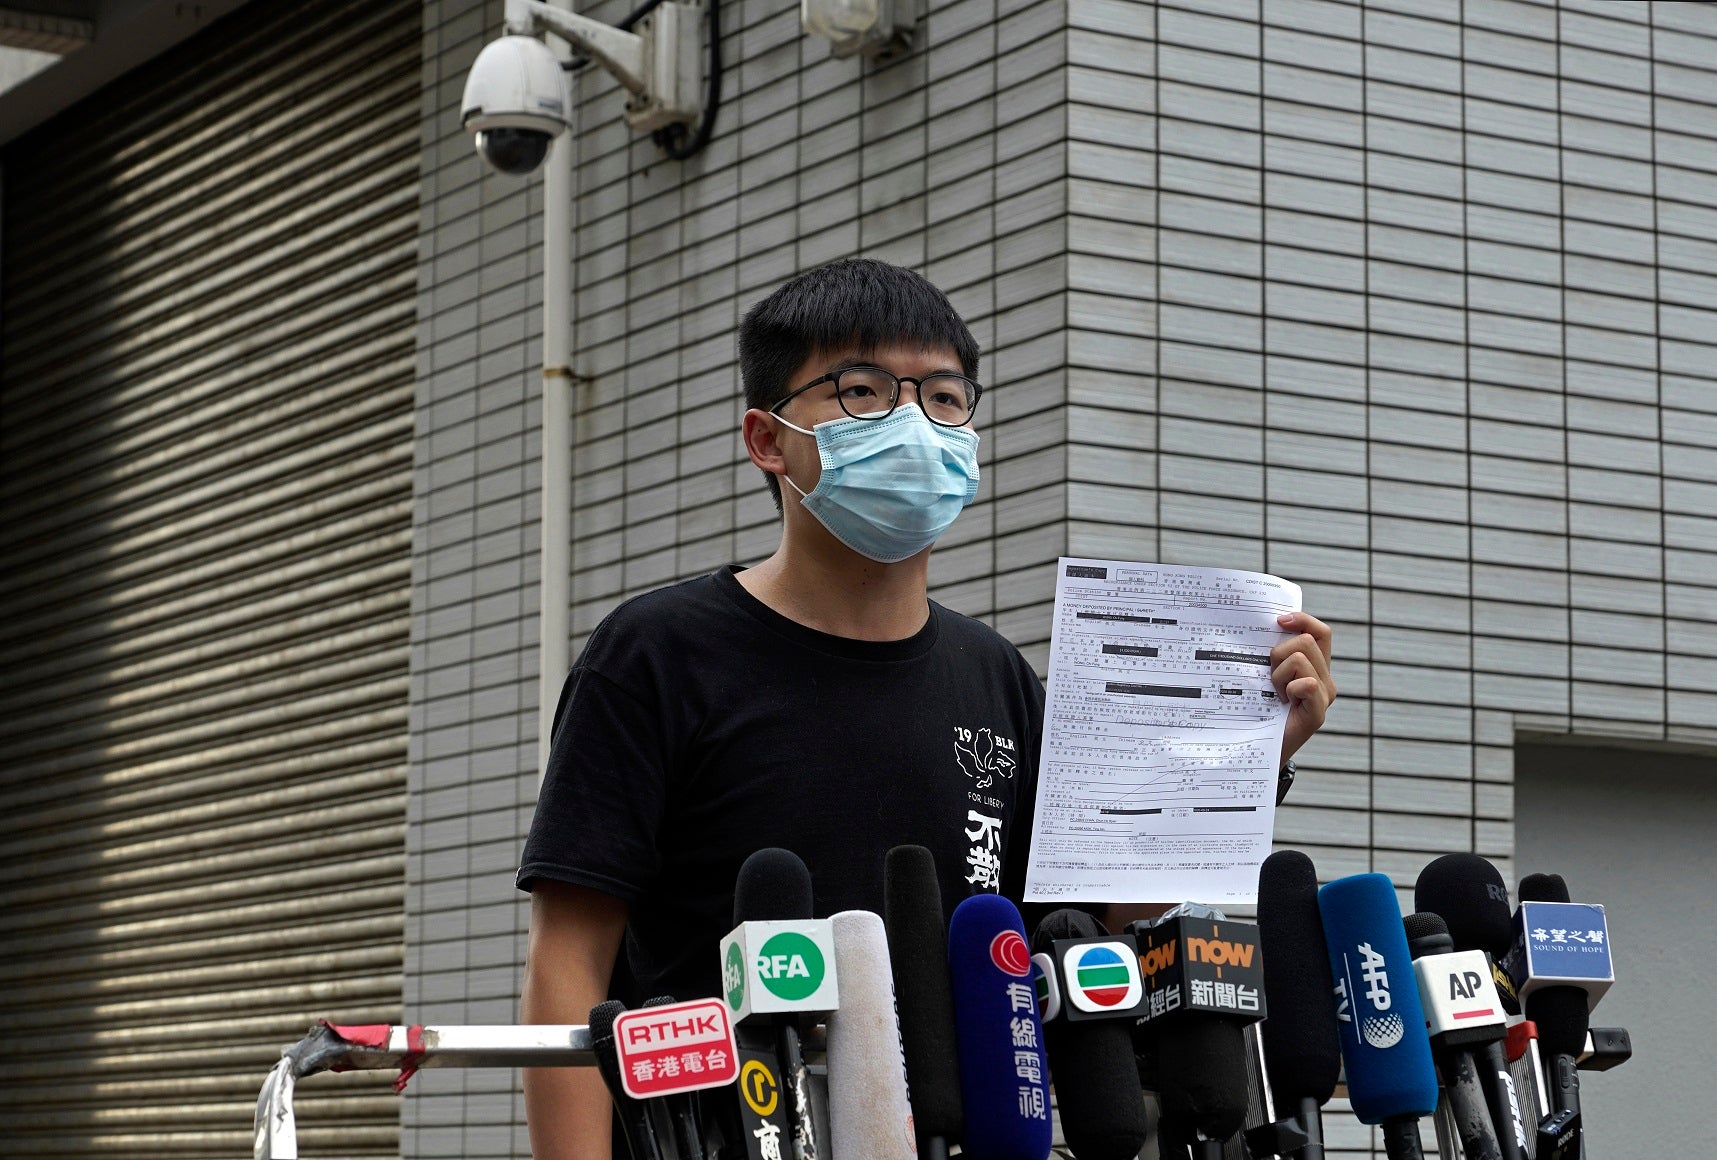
[325,1022,392,1048]
[393,1024,427,1092]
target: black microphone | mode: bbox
[1414,854,1530,1160]
[730,848,825,1160]
[734,846,815,921]
[1029,909,1150,1160]
[590,998,665,1160]
[1516,873,1594,1159]
[1253,850,1341,1160]
[1403,912,1507,1160]
[641,995,707,1160]
[882,845,963,1159]
[1414,853,1520,1012]
[1128,908,1263,1160]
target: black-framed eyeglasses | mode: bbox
[768,366,983,428]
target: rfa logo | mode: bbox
[755,933,826,1001]
[955,726,1017,789]
[723,941,747,1011]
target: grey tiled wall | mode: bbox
[406,0,1717,1155]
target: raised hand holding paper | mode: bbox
[1025,558,1301,903]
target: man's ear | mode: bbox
[741,409,787,477]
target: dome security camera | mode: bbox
[461,34,570,175]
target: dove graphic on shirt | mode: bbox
[954,725,1017,789]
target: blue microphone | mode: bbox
[1318,873,1438,1160]
[946,893,1052,1160]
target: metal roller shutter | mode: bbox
[0,0,418,1153]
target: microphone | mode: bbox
[1580,1027,1631,1071]
[1402,912,1509,1160]
[734,846,814,921]
[1253,850,1341,1160]
[640,995,708,1160]
[1029,909,1150,1160]
[882,845,963,1158]
[825,910,916,1160]
[1316,873,1437,1160]
[1127,906,1263,1159]
[1413,853,1520,1013]
[946,892,1052,1160]
[1506,872,1615,1159]
[722,848,839,1160]
[589,998,666,1160]
[1414,854,1531,1159]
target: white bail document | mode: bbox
[1022,558,1302,905]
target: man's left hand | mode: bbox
[1273,611,1336,762]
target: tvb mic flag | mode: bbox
[1030,909,1149,1160]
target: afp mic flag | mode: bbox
[1317,873,1438,1160]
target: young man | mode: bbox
[517,259,1336,1159]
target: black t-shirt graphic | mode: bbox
[518,566,1046,1006]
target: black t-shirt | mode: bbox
[517,565,1045,1006]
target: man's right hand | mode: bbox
[521,880,629,1160]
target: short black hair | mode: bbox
[738,258,981,510]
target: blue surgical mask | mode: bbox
[775,404,981,563]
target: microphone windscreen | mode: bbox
[1414,853,1513,957]
[1028,906,1107,949]
[1256,850,1340,1105]
[1028,909,1149,1160]
[1401,911,1448,942]
[882,845,963,1145]
[1526,984,1591,1059]
[588,999,651,1160]
[1518,872,1570,904]
[589,998,626,1081]
[825,910,916,1160]
[734,847,814,924]
[1156,1018,1251,1143]
[1516,871,1590,1056]
[947,893,1052,1160]
[1317,873,1439,1124]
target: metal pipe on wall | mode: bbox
[538,3,576,778]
